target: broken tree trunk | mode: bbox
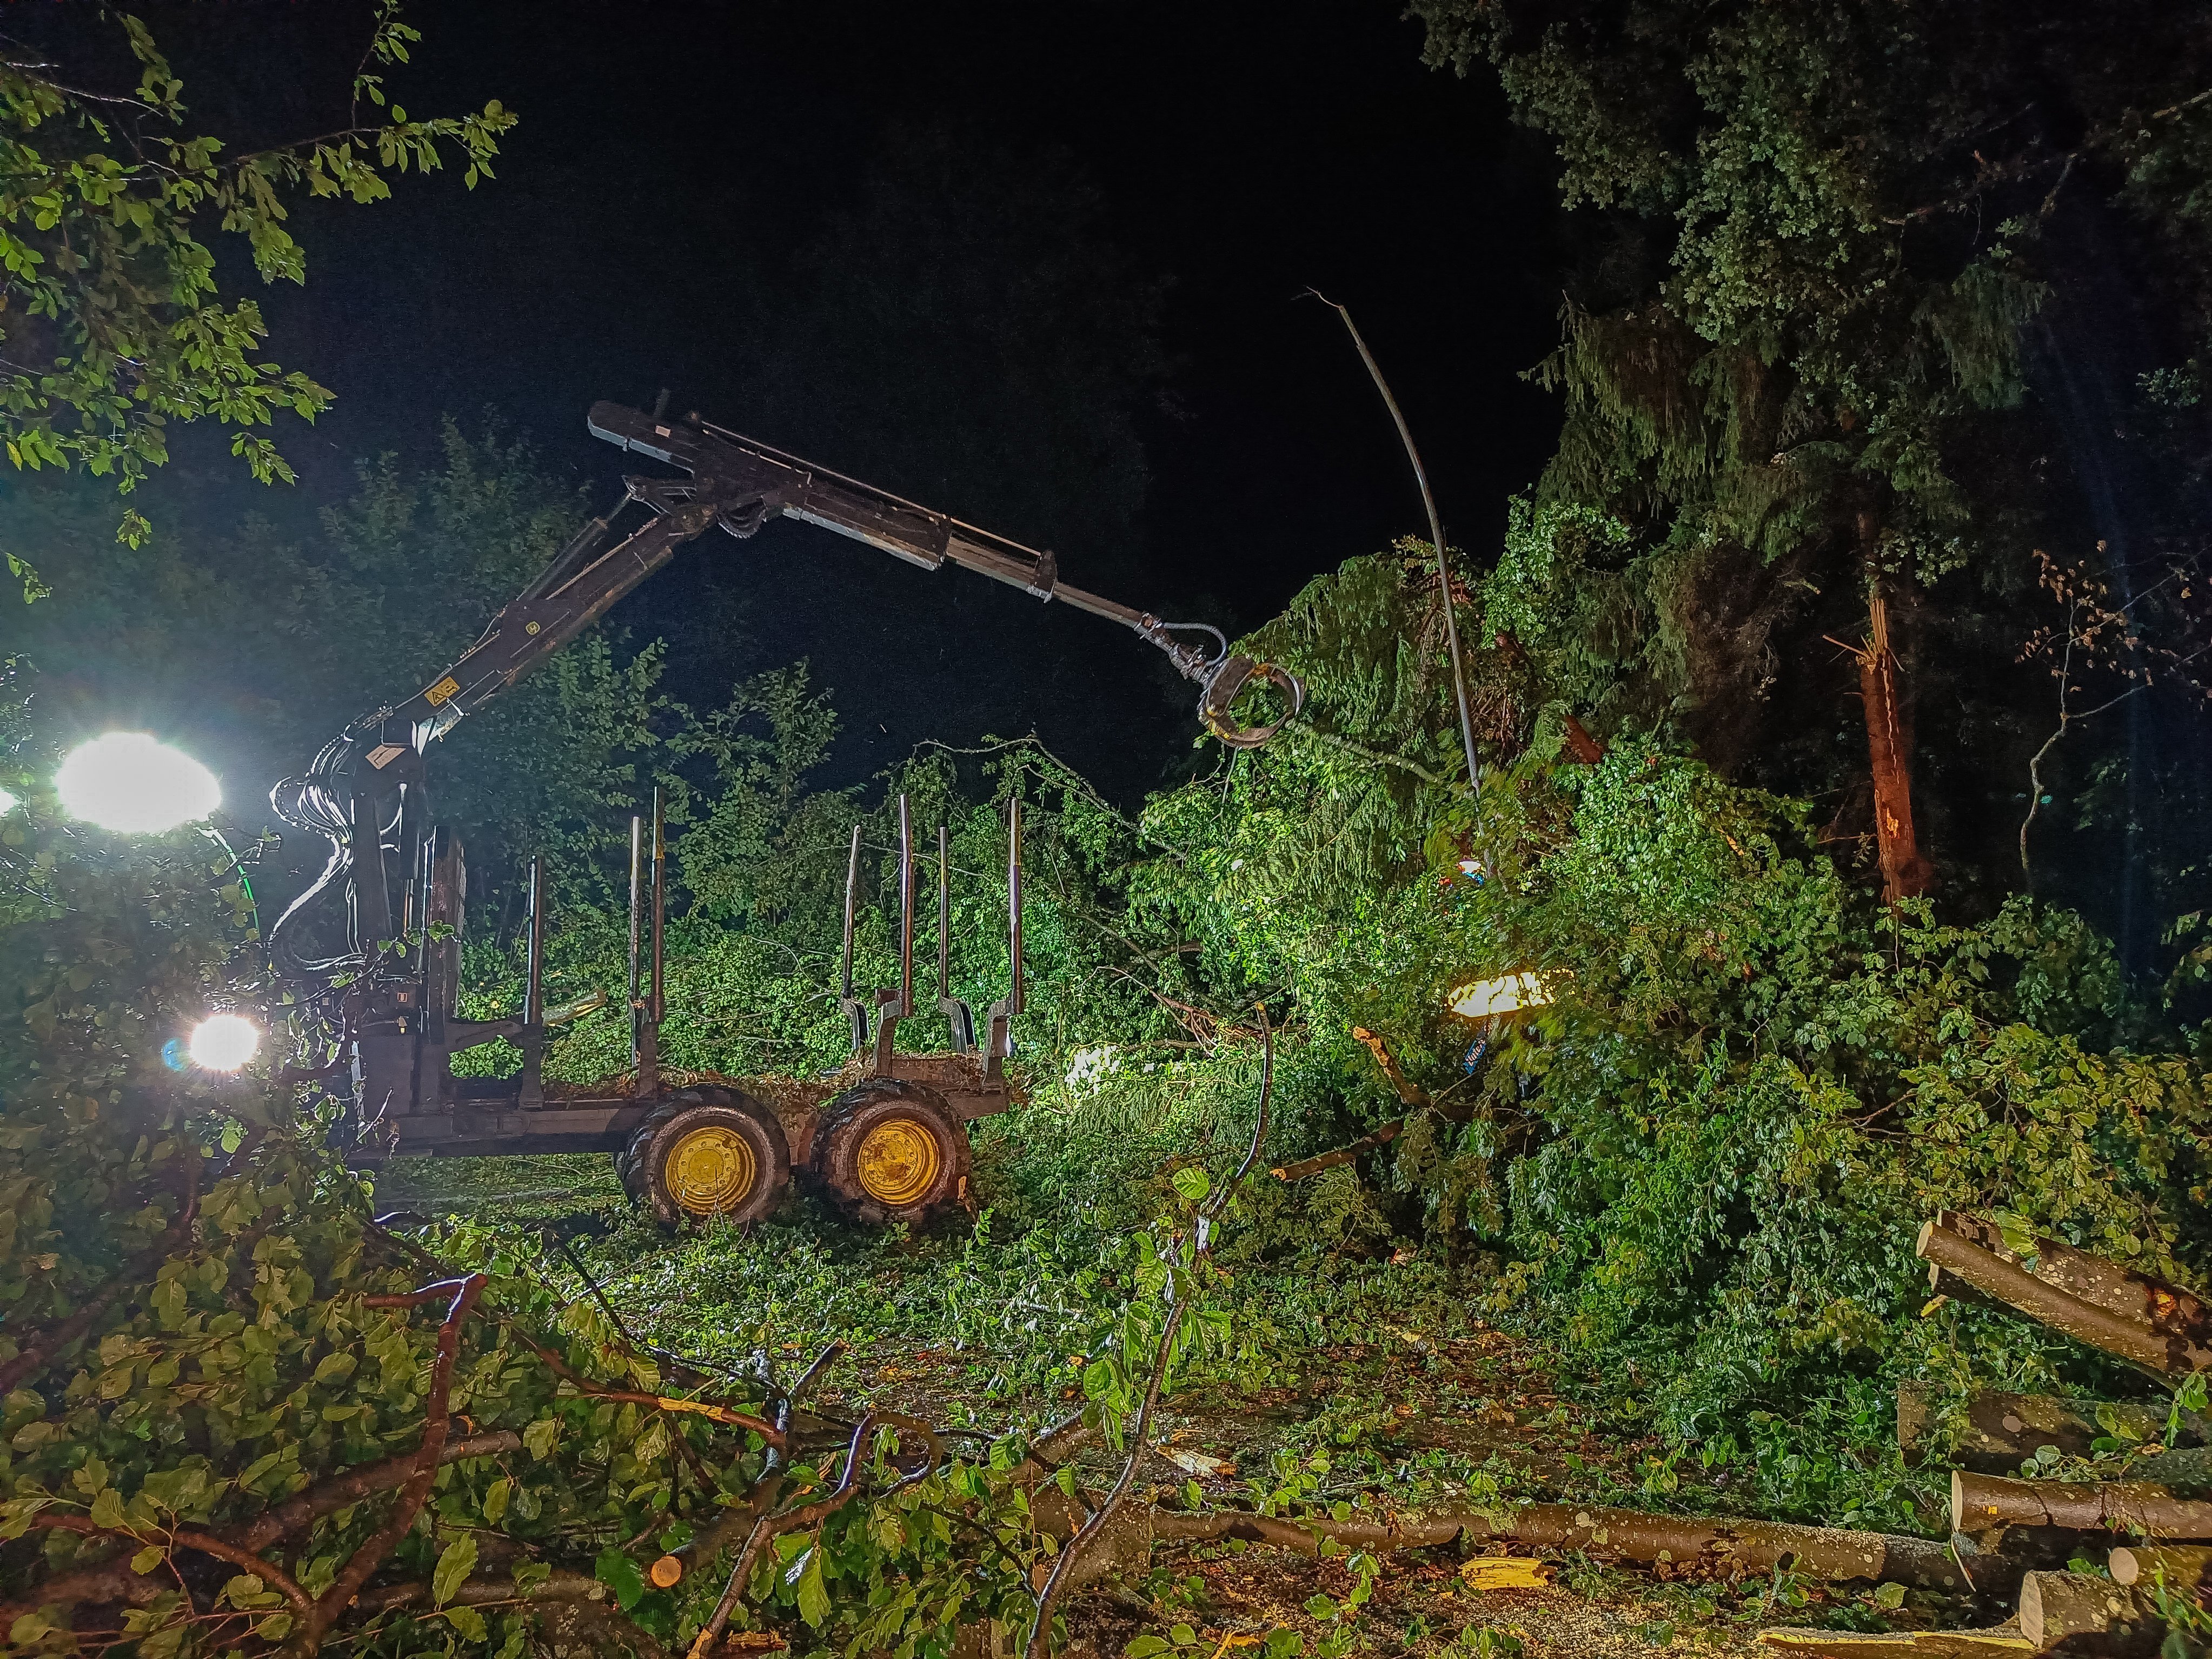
[2017,1570,2162,1654]
[1854,528,1932,903]
[1148,1501,1962,1589]
[1914,1216,2212,1375]
[1897,1382,2207,1471]
[1952,1469,2212,1537]
[2110,1542,2212,1589]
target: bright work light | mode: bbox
[55,733,220,834]
[187,1013,261,1073]
[1448,972,1550,1020]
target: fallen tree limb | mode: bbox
[1915,1222,2178,1375]
[2109,1541,2212,1589]
[1917,1215,2212,1375]
[0,1429,526,1622]
[1149,1501,1963,1588]
[1272,1121,1403,1184]
[1896,1383,2201,1471]
[2018,1569,2161,1653]
[295,1274,486,1653]
[1952,1469,2212,1537]
[1755,1625,2034,1657]
[354,1569,612,1614]
[1028,1008,1278,1659]
[1937,1213,2212,1337]
[1350,1027,1429,1107]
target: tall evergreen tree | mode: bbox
[1412,0,2212,940]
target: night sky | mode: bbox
[47,1,1564,804]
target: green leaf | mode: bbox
[89,1487,127,1530]
[1125,1639,1172,1659]
[433,1535,478,1606]
[523,1418,559,1459]
[1172,1167,1211,1203]
[1304,1595,1339,1620]
[795,1544,830,1628]
[447,1603,487,1642]
[1082,1358,1116,1399]
[1870,1581,1905,1610]
[131,1546,164,1574]
[9,1613,53,1645]
[482,1476,510,1523]
[594,1547,646,1611]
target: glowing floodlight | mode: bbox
[187,1013,260,1073]
[55,733,220,834]
[0,785,16,814]
[1447,972,1551,1020]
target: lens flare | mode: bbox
[0,785,17,814]
[55,733,220,834]
[187,1013,260,1073]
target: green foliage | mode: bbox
[0,4,513,572]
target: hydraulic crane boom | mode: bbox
[269,400,1300,981]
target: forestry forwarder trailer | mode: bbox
[266,398,1302,1227]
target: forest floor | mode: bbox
[370,1151,1957,1659]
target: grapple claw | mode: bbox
[1200,655,1304,749]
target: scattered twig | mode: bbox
[1024,1006,1276,1659]
[295,1275,486,1651]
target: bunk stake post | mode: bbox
[1009,797,1024,1019]
[937,824,977,1054]
[520,854,547,1109]
[985,797,1024,1083]
[839,824,868,1054]
[649,787,667,1025]
[637,788,663,1098]
[627,813,645,1073]
[872,794,915,1075]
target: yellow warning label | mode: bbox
[423,675,461,707]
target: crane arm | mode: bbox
[269,401,1300,980]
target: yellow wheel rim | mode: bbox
[855,1117,942,1209]
[665,1124,758,1217]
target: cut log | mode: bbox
[1897,1383,2200,1472]
[1916,1215,2212,1375]
[1916,1223,2179,1375]
[2109,1541,2212,1589]
[1757,1626,2033,1658]
[1150,1502,1962,1588]
[1936,1213,2212,1334]
[2017,1570,2161,1654]
[1952,1470,2212,1537]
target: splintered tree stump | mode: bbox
[1915,1214,2212,1375]
[2017,1570,2162,1654]
[1951,1470,2212,1537]
[2110,1542,2212,1589]
[1896,1383,2201,1472]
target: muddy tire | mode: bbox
[618,1088,790,1226]
[811,1079,972,1226]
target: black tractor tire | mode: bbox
[618,1087,791,1226]
[811,1079,972,1226]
